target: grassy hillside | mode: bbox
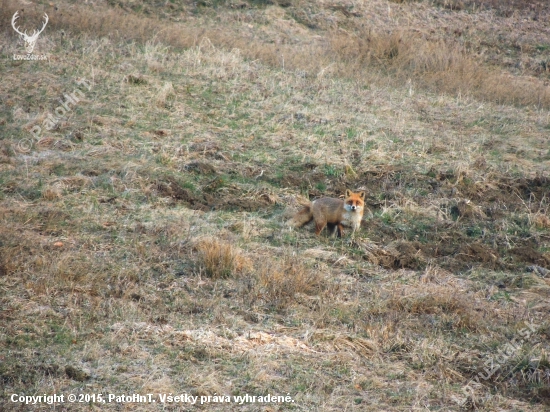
[1,0,549,410]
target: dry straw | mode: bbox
[3,0,550,108]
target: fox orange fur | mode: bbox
[290,189,366,237]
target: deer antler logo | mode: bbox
[11,11,49,54]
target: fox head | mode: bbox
[344,189,366,211]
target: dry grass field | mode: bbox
[1,0,549,410]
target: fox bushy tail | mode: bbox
[288,199,313,228]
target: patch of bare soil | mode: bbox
[155,177,212,211]
[269,169,327,192]
[212,197,272,212]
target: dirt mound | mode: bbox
[155,177,273,212]
[457,243,500,266]
[153,162,549,273]
[510,247,550,267]
[212,197,272,212]
[156,177,212,211]
[185,162,217,175]
[354,169,549,273]
[360,240,427,270]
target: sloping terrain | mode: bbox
[1,0,549,410]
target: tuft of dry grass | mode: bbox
[41,186,62,200]
[195,237,251,279]
[532,213,550,229]
[388,283,487,331]
[255,254,325,309]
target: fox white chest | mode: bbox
[341,206,363,230]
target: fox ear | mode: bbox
[359,191,366,199]
[345,189,351,197]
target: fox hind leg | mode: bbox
[315,219,327,236]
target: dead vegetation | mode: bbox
[330,28,550,107]
[2,0,550,107]
[255,254,326,309]
[195,237,251,279]
[1,0,550,410]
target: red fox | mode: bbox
[290,189,366,237]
